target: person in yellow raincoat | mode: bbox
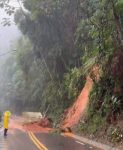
[3,111,11,136]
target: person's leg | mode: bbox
[4,129,8,136]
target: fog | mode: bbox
[0,1,20,59]
[0,1,21,111]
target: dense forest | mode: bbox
[0,0,123,142]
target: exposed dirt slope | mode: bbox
[61,76,93,128]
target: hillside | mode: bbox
[0,0,123,145]
[61,76,93,128]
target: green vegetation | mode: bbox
[108,126,123,142]
[0,0,83,122]
[0,0,123,143]
[75,0,123,142]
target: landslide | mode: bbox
[60,65,100,129]
[61,76,93,129]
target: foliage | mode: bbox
[0,0,83,122]
[1,0,123,133]
[78,114,107,135]
[107,126,123,142]
[14,0,83,120]
[64,67,85,101]
[75,0,123,141]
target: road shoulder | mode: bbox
[63,133,119,150]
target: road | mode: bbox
[0,129,101,150]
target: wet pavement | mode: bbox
[0,129,101,150]
[0,129,37,150]
[35,133,100,150]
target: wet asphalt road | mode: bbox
[0,129,101,150]
[35,133,100,150]
[0,130,37,150]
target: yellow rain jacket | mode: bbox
[3,111,11,129]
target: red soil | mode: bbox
[9,75,95,132]
[23,122,52,133]
[9,117,25,132]
[9,116,52,133]
[23,117,53,133]
[61,76,93,128]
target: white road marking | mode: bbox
[76,141,85,145]
[76,140,94,149]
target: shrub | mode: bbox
[107,126,123,143]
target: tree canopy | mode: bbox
[1,0,123,132]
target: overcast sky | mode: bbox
[0,1,21,56]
